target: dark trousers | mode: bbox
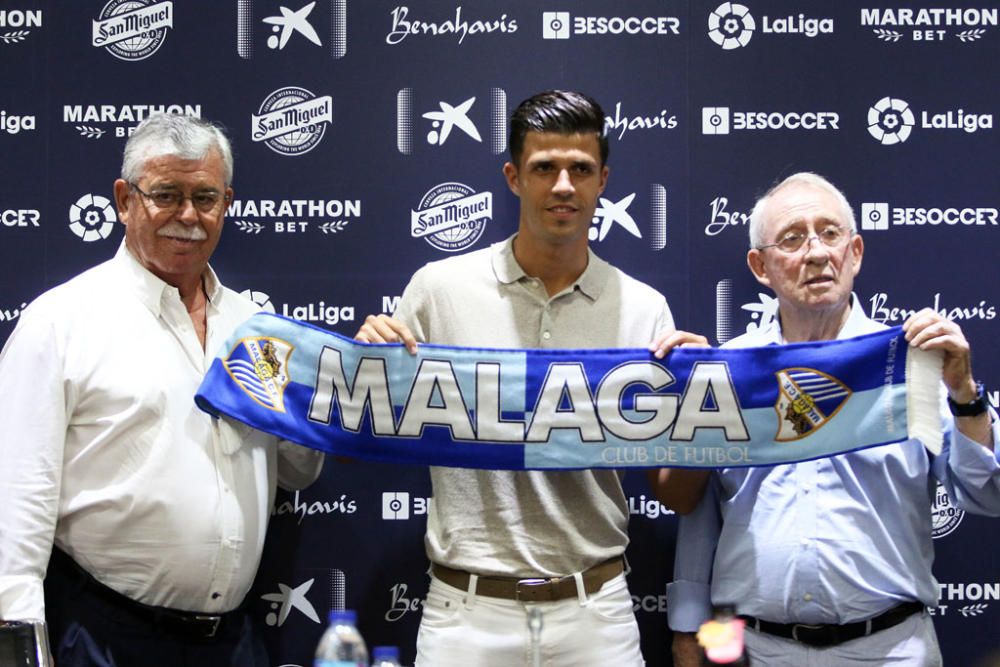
[43,548,268,667]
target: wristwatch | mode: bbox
[947,380,988,417]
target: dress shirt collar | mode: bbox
[115,241,223,317]
[757,293,869,345]
[490,234,609,300]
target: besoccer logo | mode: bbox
[702,107,730,134]
[382,492,410,520]
[68,194,116,242]
[867,96,915,145]
[860,202,889,231]
[542,11,570,39]
[708,2,754,50]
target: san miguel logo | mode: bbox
[411,182,492,252]
[774,368,850,440]
[224,337,293,412]
[252,87,333,156]
[92,0,173,61]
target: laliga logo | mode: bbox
[867,97,915,145]
[223,336,293,412]
[92,0,174,61]
[252,86,333,156]
[774,368,850,441]
[411,182,492,252]
[68,194,116,242]
[708,2,754,49]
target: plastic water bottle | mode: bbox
[371,645,402,667]
[314,609,368,667]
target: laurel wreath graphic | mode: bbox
[75,126,105,139]
[0,30,31,43]
[319,220,350,235]
[872,28,902,42]
[233,220,265,234]
[959,603,989,617]
[958,29,986,43]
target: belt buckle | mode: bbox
[515,578,552,602]
[192,615,222,638]
[791,622,833,647]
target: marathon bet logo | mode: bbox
[237,0,347,59]
[63,104,202,140]
[861,201,999,231]
[68,194,117,242]
[92,0,173,61]
[396,87,507,156]
[862,7,998,43]
[386,6,517,45]
[934,580,999,618]
[1,110,36,135]
[251,87,333,156]
[708,2,832,49]
[541,11,680,38]
[411,182,492,252]
[227,197,362,235]
[0,9,42,44]
[867,96,992,145]
[702,106,840,134]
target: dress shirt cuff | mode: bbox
[949,408,1000,474]
[667,579,712,632]
[0,575,45,621]
[277,440,325,490]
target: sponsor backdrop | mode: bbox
[2,1,999,665]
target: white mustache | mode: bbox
[157,222,207,241]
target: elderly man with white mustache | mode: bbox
[0,113,324,667]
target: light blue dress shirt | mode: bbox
[668,296,1000,631]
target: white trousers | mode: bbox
[414,572,644,667]
[744,612,942,667]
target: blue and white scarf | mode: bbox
[195,313,943,470]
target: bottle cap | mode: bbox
[372,645,400,660]
[327,609,357,624]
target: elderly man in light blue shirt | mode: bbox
[666,173,1000,667]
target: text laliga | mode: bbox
[308,353,750,443]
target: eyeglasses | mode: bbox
[129,182,229,214]
[757,225,852,253]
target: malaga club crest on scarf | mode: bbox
[774,368,851,441]
[223,336,293,412]
[196,313,945,470]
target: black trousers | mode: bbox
[43,548,268,667]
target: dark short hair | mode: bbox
[508,90,608,167]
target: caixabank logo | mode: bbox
[237,0,347,59]
[251,87,333,156]
[541,11,680,39]
[714,280,779,345]
[591,185,668,251]
[0,9,42,45]
[396,88,506,156]
[63,104,201,140]
[867,96,993,145]
[227,196,362,236]
[92,0,173,61]
[707,2,832,50]
[859,200,999,232]
[862,7,998,44]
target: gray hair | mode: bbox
[121,113,233,185]
[748,172,856,249]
